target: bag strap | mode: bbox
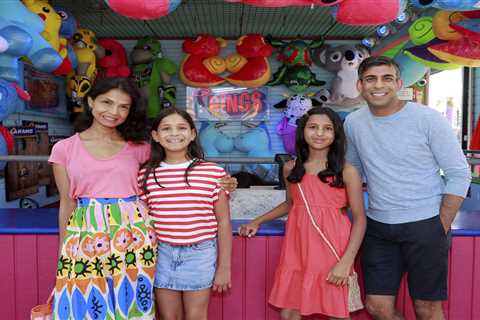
[298,183,341,262]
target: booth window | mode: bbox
[427,68,464,144]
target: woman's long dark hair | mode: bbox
[287,106,346,188]
[74,77,148,143]
[140,107,205,194]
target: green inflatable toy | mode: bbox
[130,37,177,118]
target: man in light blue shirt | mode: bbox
[344,56,471,320]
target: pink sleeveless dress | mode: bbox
[269,174,352,318]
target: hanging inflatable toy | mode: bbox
[66,28,105,115]
[23,0,73,76]
[335,0,400,26]
[432,10,469,41]
[105,0,181,20]
[0,1,62,75]
[225,34,273,87]
[274,94,323,155]
[403,16,461,70]
[97,39,130,78]
[130,37,177,118]
[410,0,480,11]
[394,49,428,87]
[224,0,345,7]
[312,43,370,106]
[428,37,480,67]
[180,34,227,88]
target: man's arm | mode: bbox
[428,113,471,232]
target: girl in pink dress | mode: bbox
[239,107,366,319]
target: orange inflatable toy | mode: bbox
[180,34,227,87]
[225,34,273,88]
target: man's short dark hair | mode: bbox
[358,56,401,79]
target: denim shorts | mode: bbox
[154,238,217,291]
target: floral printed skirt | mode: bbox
[53,196,157,320]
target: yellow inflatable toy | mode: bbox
[432,10,467,41]
[22,0,72,75]
[67,28,105,113]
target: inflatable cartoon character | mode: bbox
[199,123,234,157]
[274,94,322,154]
[0,1,63,77]
[67,28,105,114]
[97,39,130,78]
[180,34,227,88]
[130,36,177,118]
[313,44,370,106]
[54,5,78,70]
[225,34,273,87]
[0,78,20,170]
[23,0,72,75]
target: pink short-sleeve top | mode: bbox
[48,133,151,199]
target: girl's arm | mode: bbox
[238,160,294,237]
[213,191,232,293]
[327,162,367,286]
[52,164,77,256]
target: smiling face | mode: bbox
[151,113,196,155]
[304,114,335,152]
[88,88,131,128]
[357,64,403,112]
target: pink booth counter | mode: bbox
[1,208,480,319]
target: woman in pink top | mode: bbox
[49,78,157,319]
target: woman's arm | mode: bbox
[213,191,232,293]
[52,164,76,255]
[327,162,367,286]
[238,160,294,237]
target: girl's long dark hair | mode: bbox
[287,106,346,188]
[140,107,205,194]
[74,77,148,143]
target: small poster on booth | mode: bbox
[186,86,270,121]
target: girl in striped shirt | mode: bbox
[138,107,232,319]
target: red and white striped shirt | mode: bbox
[138,160,227,245]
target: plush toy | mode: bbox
[410,0,480,11]
[274,94,323,154]
[312,43,369,105]
[0,1,62,74]
[428,37,480,67]
[268,65,325,93]
[267,37,324,67]
[97,39,130,78]
[199,122,234,156]
[335,0,400,26]
[225,0,345,6]
[130,37,177,118]
[180,34,227,87]
[105,0,181,20]
[267,37,325,93]
[23,0,73,76]
[225,34,273,87]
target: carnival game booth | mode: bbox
[0,0,480,319]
